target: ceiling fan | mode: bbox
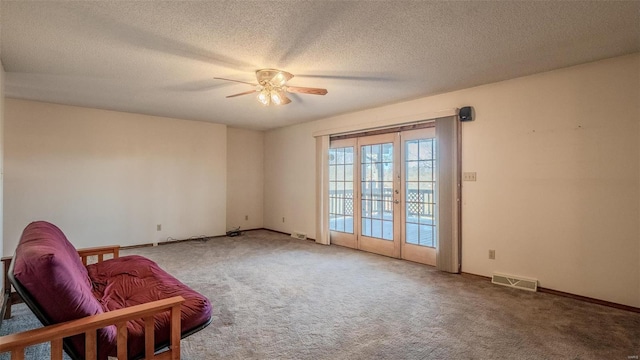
[214,69,328,106]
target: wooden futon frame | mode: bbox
[0,220,212,360]
[0,246,185,360]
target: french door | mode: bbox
[358,133,401,258]
[328,138,357,249]
[329,128,437,266]
[400,128,437,265]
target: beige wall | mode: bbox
[4,99,227,252]
[264,54,640,307]
[227,127,264,230]
[264,125,316,237]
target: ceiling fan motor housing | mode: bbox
[215,69,327,105]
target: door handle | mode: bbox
[394,199,400,204]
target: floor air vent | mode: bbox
[492,273,538,292]
[291,231,307,240]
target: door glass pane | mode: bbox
[344,147,354,164]
[329,146,355,234]
[382,143,393,162]
[362,145,371,163]
[329,164,336,181]
[407,141,418,161]
[361,142,394,241]
[406,161,418,181]
[406,223,419,244]
[418,161,433,181]
[345,165,353,179]
[371,144,381,162]
[371,219,382,238]
[405,138,436,247]
[345,216,354,233]
[382,220,393,240]
[338,148,346,164]
[362,218,371,237]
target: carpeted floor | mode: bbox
[1,230,638,359]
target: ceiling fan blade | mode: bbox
[214,77,258,86]
[286,86,328,96]
[279,93,292,105]
[226,89,258,98]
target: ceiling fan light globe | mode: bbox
[271,92,282,105]
[258,89,270,106]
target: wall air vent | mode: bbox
[291,231,307,240]
[492,273,538,292]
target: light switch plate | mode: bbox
[463,172,477,181]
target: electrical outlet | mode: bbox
[156,224,162,231]
[489,249,496,260]
[245,215,249,221]
[463,172,477,181]
[153,242,159,247]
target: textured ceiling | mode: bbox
[1,1,639,130]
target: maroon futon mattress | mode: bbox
[11,221,212,360]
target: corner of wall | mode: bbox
[226,127,265,231]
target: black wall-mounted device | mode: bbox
[459,106,474,122]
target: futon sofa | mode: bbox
[5,221,212,360]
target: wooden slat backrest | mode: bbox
[0,296,184,360]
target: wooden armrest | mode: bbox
[1,257,22,320]
[0,296,185,360]
[77,245,120,265]
[2,257,12,293]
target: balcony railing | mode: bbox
[329,188,434,217]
